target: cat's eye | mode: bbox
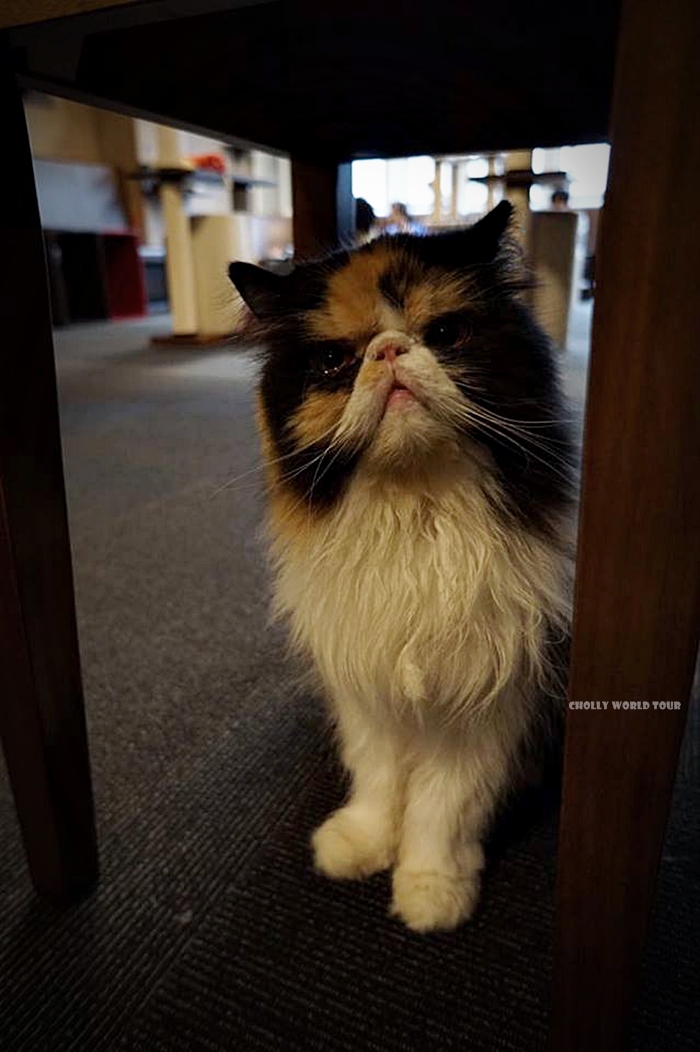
[317,344,355,377]
[424,315,471,351]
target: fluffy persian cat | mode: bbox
[229,201,574,933]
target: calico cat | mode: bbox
[229,201,575,933]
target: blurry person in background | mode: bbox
[550,187,570,211]
[355,197,377,243]
[550,185,594,301]
[384,201,425,234]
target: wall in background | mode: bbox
[33,159,127,232]
[25,93,103,163]
[25,92,144,234]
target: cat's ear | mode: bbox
[468,200,514,257]
[411,200,513,267]
[228,262,286,318]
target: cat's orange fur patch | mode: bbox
[307,245,396,342]
[402,274,473,329]
[307,242,473,345]
[291,390,348,449]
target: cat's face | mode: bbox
[280,245,481,472]
[230,202,573,528]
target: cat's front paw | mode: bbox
[311,807,394,880]
[391,867,480,933]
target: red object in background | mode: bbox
[43,229,148,324]
[103,232,147,319]
[191,153,226,175]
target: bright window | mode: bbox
[532,143,611,209]
[352,156,435,217]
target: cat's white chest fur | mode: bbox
[270,462,570,729]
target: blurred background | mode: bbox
[23,90,608,358]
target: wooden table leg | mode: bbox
[291,157,353,259]
[550,1,700,1048]
[0,46,98,901]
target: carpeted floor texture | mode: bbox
[1,312,698,1051]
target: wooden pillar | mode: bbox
[291,157,353,260]
[551,1,700,1049]
[0,47,98,900]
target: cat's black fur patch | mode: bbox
[378,267,408,310]
[444,300,574,530]
[258,322,362,510]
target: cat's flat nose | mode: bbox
[366,331,411,363]
[374,343,407,363]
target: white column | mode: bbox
[486,154,498,211]
[432,160,443,224]
[191,215,253,337]
[530,210,578,351]
[157,125,198,336]
[451,161,460,221]
[504,149,533,248]
[278,156,293,218]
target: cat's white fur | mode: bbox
[267,328,572,932]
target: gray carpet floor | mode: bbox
[0,309,697,1051]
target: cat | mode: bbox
[228,200,575,933]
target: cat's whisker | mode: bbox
[459,411,576,487]
[448,400,576,467]
[445,400,573,482]
[208,458,281,498]
[455,399,576,431]
[463,402,578,427]
[306,450,333,525]
[475,420,578,474]
[468,419,577,471]
[280,445,338,488]
[305,439,351,523]
[208,461,269,499]
[208,418,342,499]
[277,446,341,525]
[474,416,576,437]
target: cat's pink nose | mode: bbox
[366,331,411,363]
[374,342,407,363]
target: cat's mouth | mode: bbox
[384,380,418,411]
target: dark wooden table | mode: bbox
[1,2,699,1049]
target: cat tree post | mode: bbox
[157,124,198,337]
[432,159,444,224]
[504,149,533,245]
[451,160,462,221]
[486,155,500,211]
[530,210,578,350]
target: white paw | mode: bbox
[311,807,394,880]
[391,868,480,932]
